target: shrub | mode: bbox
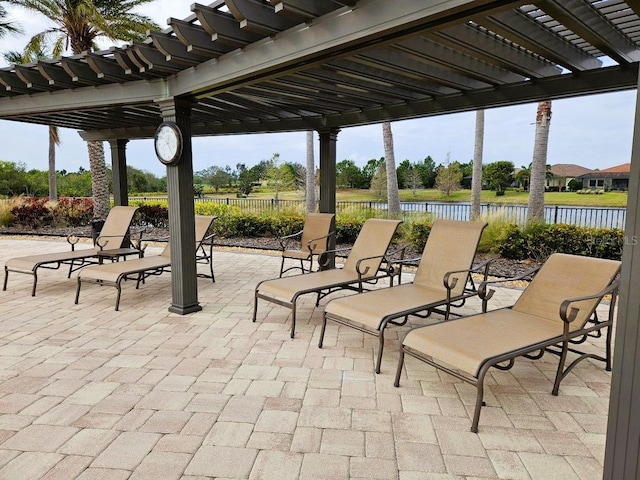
[265,211,305,237]
[404,218,433,252]
[567,179,582,192]
[335,215,366,243]
[136,204,169,228]
[10,197,52,228]
[497,223,624,261]
[0,201,13,226]
[50,197,93,227]
[476,209,516,254]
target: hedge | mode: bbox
[0,196,626,261]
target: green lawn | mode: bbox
[209,188,628,207]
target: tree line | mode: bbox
[0,161,164,198]
[0,155,523,200]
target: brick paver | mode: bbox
[0,237,616,479]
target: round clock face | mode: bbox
[154,122,183,165]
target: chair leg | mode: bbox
[290,302,297,338]
[394,349,405,387]
[252,292,259,322]
[472,365,490,433]
[375,329,385,374]
[74,277,82,304]
[115,283,122,311]
[471,382,485,433]
[279,257,285,278]
[318,314,328,348]
[605,324,613,371]
[552,340,570,396]
[3,267,8,291]
[31,273,38,297]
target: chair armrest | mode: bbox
[559,279,620,323]
[355,253,388,277]
[278,230,304,250]
[443,258,494,291]
[306,231,335,254]
[318,246,354,269]
[128,226,149,250]
[479,265,541,299]
[95,234,125,250]
[66,233,81,250]
[478,264,541,312]
[202,232,216,244]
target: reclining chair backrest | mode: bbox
[158,215,215,259]
[95,206,139,250]
[195,215,215,246]
[300,213,334,254]
[343,218,402,276]
[414,220,487,296]
[512,253,621,328]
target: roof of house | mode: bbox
[577,162,631,178]
[600,163,631,173]
[550,164,593,177]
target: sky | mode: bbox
[0,1,637,178]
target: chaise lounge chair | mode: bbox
[3,205,140,296]
[74,215,216,310]
[394,253,621,432]
[320,219,489,374]
[253,218,403,338]
[278,213,335,277]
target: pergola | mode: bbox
[0,1,639,476]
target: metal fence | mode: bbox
[127,197,627,229]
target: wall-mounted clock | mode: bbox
[154,121,183,166]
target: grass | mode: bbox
[200,188,628,207]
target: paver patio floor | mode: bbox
[0,237,614,479]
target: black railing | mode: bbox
[127,197,627,229]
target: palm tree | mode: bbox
[382,121,401,218]
[471,110,484,220]
[47,126,61,200]
[9,0,159,219]
[4,49,61,200]
[527,100,552,222]
[305,131,316,213]
[515,164,531,190]
[0,2,21,38]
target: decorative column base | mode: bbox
[169,303,203,315]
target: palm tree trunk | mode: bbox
[305,131,316,213]
[383,122,401,218]
[471,110,484,220]
[527,100,552,223]
[87,140,110,219]
[48,126,59,201]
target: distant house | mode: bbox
[547,164,593,191]
[577,163,631,191]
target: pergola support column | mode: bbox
[156,98,201,315]
[603,65,640,480]
[109,139,129,207]
[318,129,339,269]
[318,128,339,215]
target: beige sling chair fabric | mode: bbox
[320,220,488,373]
[279,213,335,277]
[253,218,402,338]
[3,206,140,296]
[394,253,621,432]
[75,215,216,310]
